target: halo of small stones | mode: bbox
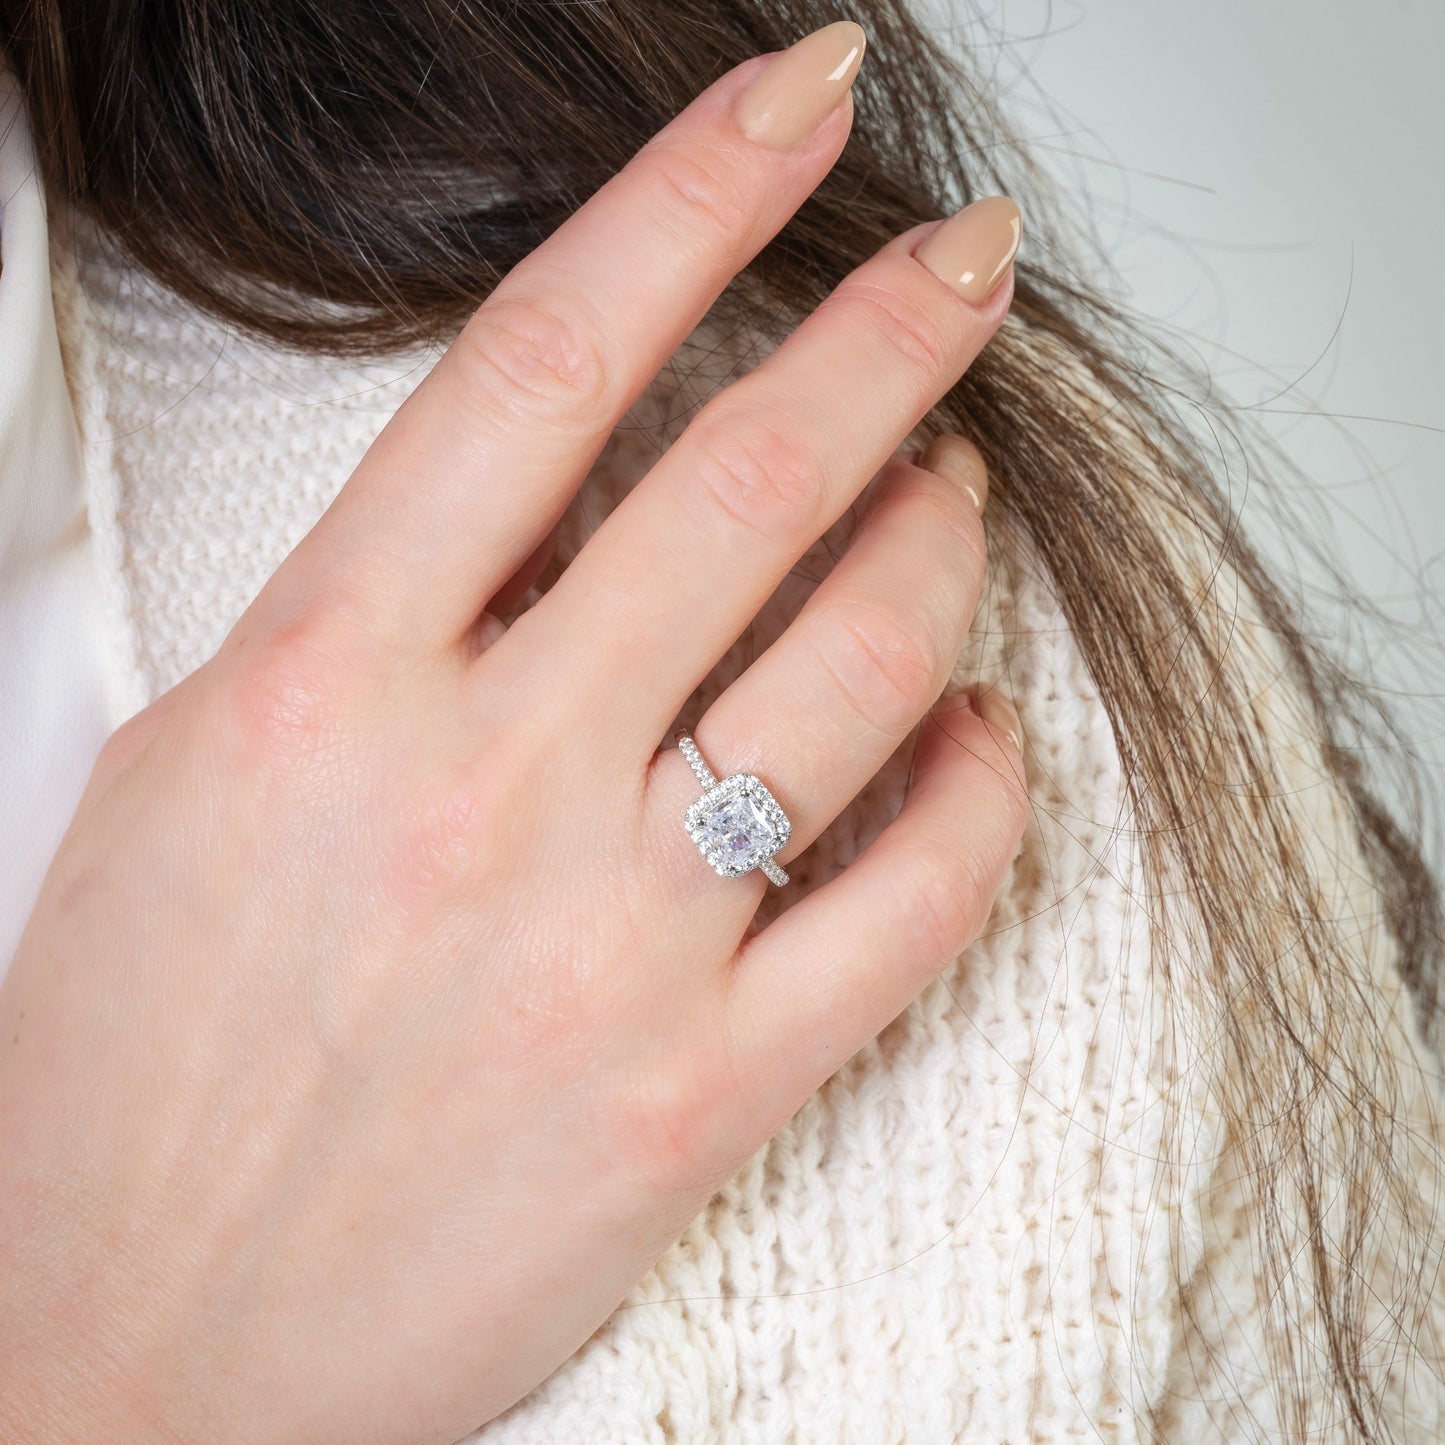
[684,772,793,879]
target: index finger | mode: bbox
[261,23,868,647]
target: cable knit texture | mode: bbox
[46,197,1442,1442]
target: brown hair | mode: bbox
[3,0,1440,1433]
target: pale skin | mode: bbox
[0,25,1028,1444]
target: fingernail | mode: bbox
[974,687,1022,754]
[914,195,1022,305]
[734,21,867,150]
[920,433,988,513]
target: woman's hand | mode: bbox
[0,23,1027,1443]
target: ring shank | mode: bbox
[674,729,719,789]
[674,729,790,888]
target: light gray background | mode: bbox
[936,0,1445,867]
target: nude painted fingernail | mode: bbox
[914,195,1022,304]
[734,21,867,150]
[920,433,988,513]
[974,687,1023,754]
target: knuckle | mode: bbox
[609,1043,740,1200]
[835,278,954,379]
[898,834,998,966]
[91,672,203,788]
[815,597,946,741]
[685,410,829,543]
[644,139,752,250]
[220,606,355,763]
[93,703,164,777]
[453,294,612,421]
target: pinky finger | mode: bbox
[724,686,1029,1125]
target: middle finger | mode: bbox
[653,440,990,894]
[494,195,1021,757]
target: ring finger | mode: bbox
[648,437,989,897]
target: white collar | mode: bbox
[0,68,86,580]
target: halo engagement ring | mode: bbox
[675,729,793,887]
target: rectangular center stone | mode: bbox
[697,792,779,871]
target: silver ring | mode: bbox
[675,729,792,887]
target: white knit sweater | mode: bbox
[41,180,1444,1443]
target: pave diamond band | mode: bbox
[675,729,791,887]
